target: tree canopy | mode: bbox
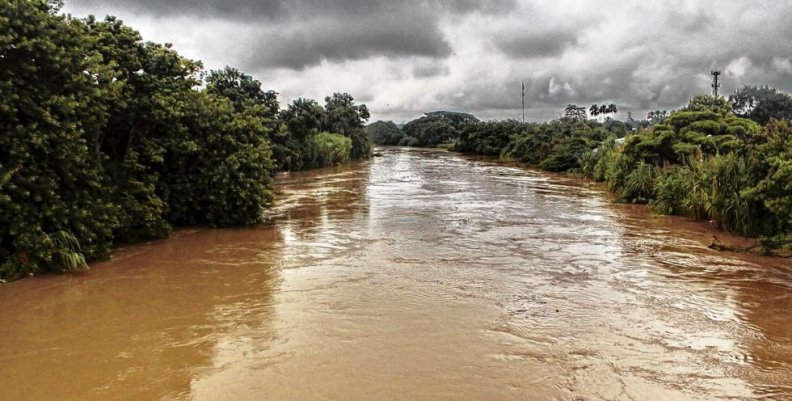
[366,121,404,145]
[401,111,480,147]
[729,85,792,125]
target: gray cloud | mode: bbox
[68,0,514,20]
[242,15,452,70]
[494,29,578,59]
[69,0,514,69]
[412,61,450,79]
[63,0,792,123]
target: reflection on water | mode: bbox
[0,147,791,401]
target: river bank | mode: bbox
[455,148,778,257]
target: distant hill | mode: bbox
[367,111,479,147]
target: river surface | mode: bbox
[2,147,792,401]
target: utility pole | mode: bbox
[711,70,721,97]
[521,81,525,123]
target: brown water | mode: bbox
[2,147,792,401]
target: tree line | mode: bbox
[0,0,371,280]
[367,111,479,147]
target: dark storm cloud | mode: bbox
[69,0,286,19]
[69,0,515,20]
[241,15,452,70]
[69,0,515,69]
[494,29,578,59]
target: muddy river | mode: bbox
[1,147,791,400]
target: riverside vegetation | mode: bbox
[0,0,371,280]
[370,90,792,254]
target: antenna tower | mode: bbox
[711,70,721,97]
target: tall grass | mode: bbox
[310,132,352,167]
[619,162,656,203]
[708,154,758,236]
[650,166,694,215]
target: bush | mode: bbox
[539,136,588,172]
[650,166,696,216]
[310,132,352,167]
[707,154,759,236]
[619,162,656,203]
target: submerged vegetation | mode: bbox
[0,0,371,280]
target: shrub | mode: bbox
[651,167,695,215]
[539,136,588,172]
[310,132,352,167]
[619,162,657,203]
[707,154,758,236]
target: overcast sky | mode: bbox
[64,0,792,123]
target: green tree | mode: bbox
[402,111,479,147]
[564,104,587,120]
[276,98,326,170]
[153,89,274,227]
[0,0,118,277]
[282,98,325,140]
[366,120,404,145]
[323,93,372,159]
[83,16,204,242]
[206,66,279,117]
[729,85,792,125]
[456,119,523,156]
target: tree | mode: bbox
[206,66,279,117]
[729,85,792,125]
[622,95,756,167]
[743,119,792,245]
[323,93,370,134]
[274,98,326,170]
[456,119,523,155]
[83,16,206,242]
[564,104,587,120]
[282,98,325,140]
[0,0,118,276]
[323,93,372,159]
[366,121,404,145]
[646,110,670,124]
[155,90,274,227]
[590,103,617,119]
[402,111,479,147]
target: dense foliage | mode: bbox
[368,111,478,147]
[0,1,370,280]
[457,118,615,172]
[366,121,404,145]
[729,85,792,125]
[310,132,353,167]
